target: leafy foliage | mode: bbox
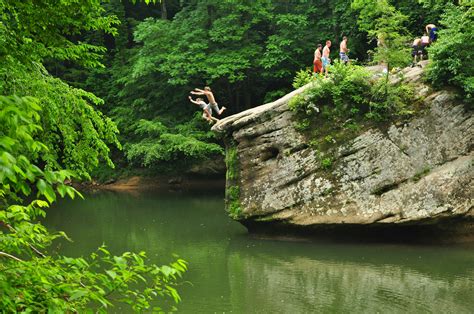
[351,0,411,69]
[293,69,315,89]
[0,0,123,179]
[0,59,121,179]
[124,0,367,109]
[288,63,417,160]
[290,62,416,121]
[0,96,187,312]
[125,115,223,169]
[0,0,119,68]
[0,96,78,206]
[426,3,474,101]
[1,1,188,311]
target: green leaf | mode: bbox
[57,184,67,198]
[69,289,88,301]
[105,270,117,280]
[113,256,127,270]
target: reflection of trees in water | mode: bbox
[226,241,474,313]
[47,193,474,312]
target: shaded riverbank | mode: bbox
[74,175,226,193]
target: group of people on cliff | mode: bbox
[189,36,351,123]
[313,36,349,76]
[412,24,438,65]
[190,24,438,123]
[314,23,438,75]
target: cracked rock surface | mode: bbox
[212,65,473,230]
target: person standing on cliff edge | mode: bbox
[322,40,332,77]
[339,36,350,64]
[313,44,323,75]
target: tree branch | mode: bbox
[0,251,24,262]
[2,222,47,258]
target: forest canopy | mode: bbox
[41,0,470,178]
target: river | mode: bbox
[46,189,474,313]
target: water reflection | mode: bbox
[225,239,474,313]
[46,190,474,313]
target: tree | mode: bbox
[1,1,188,311]
[0,96,187,312]
[351,0,412,71]
[0,0,122,178]
[92,0,370,173]
[426,2,474,102]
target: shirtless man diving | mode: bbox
[190,86,226,116]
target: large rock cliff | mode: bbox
[212,65,473,238]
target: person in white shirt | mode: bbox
[188,96,218,123]
[191,86,226,116]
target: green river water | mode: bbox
[46,189,474,313]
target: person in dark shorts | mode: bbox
[339,36,350,64]
[412,38,423,65]
[426,24,438,43]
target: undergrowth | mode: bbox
[289,62,422,167]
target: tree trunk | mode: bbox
[161,0,167,20]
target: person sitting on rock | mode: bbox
[188,96,218,123]
[190,86,226,116]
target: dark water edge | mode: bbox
[45,189,474,313]
[242,217,474,245]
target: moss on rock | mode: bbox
[225,143,242,219]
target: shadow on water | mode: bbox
[242,217,474,245]
[45,190,474,313]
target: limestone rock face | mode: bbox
[212,66,473,232]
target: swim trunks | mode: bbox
[321,56,330,69]
[412,45,423,57]
[339,52,349,63]
[209,102,221,115]
[429,27,438,42]
[313,59,323,73]
[198,101,208,110]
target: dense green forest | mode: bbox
[43,0,472,178]
[1,0,472,311]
